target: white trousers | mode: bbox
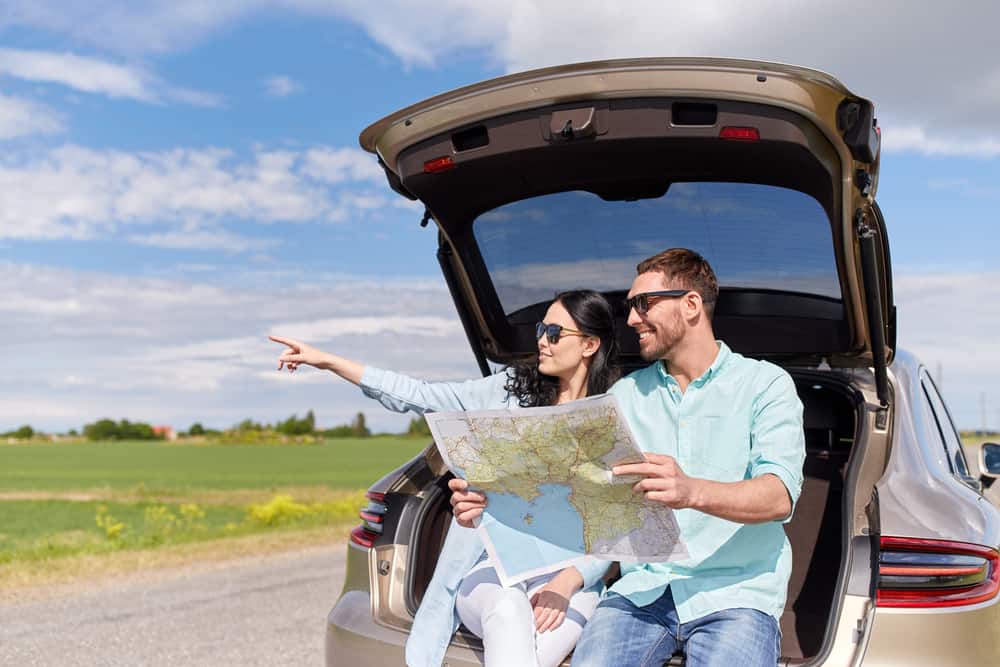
[454,556,601,667]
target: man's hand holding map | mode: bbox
[425,393,688,587]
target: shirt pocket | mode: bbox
[689,415,749,481]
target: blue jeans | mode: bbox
[571,589,781,667]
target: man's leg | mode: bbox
[571,591,679,667]
[680,607,780,667]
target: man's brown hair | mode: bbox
[636,248,719,319]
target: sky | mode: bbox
[1,1,999,433]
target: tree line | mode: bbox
[4,412,435,442]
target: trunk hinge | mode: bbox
[855,208,890,408]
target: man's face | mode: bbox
[626,271,686,362]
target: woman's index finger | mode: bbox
[268,334,297,349]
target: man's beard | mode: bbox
[639,310,685,362]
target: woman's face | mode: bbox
[537,300,596,379]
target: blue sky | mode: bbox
[2,1,999,432]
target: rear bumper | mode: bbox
[326,590,485,667]
[859,598,1000,665]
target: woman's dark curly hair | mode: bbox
[504,290,620,407]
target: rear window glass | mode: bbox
[474,182,840,315]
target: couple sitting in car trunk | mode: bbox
[271,247,805,667]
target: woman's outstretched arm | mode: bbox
[269,335,510,415]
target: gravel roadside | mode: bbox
[0,542,347,666]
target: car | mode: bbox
[325,58,1000,665]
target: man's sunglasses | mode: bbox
[535,322,588,344]
[623,290,690,315]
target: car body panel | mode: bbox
[876,351,1000,547]
[360,58,864,180]
[861,601,1000,665]
[359,58,892,375]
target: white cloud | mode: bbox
[883,126,1000,159]
[0,143,387,242]
[267,315,461,341]
[0,47,220,106]
[0,92,63,139]
[0,261,479,432]
[7,2,999,155]
[263,75,302,98]
[0,1,255,57]
[895,270,1000,427]
[128,228,281,253]
[301,147,384,184]
[3,259,999,431]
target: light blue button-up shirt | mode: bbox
[608,341,805,622]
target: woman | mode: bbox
[270,290,618,667]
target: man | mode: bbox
[570,247,805,666]
[453,247,804,666]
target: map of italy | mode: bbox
[426,394,687,585]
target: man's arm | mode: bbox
[613,453,792,523]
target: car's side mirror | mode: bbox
[979,442,1000,478]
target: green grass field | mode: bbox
[0,437,429,492]
[0,437,428,572]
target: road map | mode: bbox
[426,394,687,586]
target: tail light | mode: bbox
[350,491,388,549]
[877,536,1000,608]
[719,126,760,142]
[423,156,455,173]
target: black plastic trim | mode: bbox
[437,237,492,377]
[857,210,891,407]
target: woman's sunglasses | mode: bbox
[622,289,690,315]
[535,322,588,344]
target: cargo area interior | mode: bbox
[405,369,861,663]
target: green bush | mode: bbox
[276,411,314,436]
[83,419,159,441]
[406,417,431,438]
[322,412,370,438]
[3,425,35,439]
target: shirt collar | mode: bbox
[656,340,730,386]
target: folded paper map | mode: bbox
[426,393,688,586]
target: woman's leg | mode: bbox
[524,575,602,667]
[455,558,539,667]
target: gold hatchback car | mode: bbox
[326,58,1000,665]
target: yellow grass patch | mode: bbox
[0,485,361,505]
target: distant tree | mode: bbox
[188,422,205,436]
[321,412,371,438]
[67,428,78,437]
[82,418,157,441]
[84,418,120,440]
[351,412,370,437]
[406,416,431,438]
[234,418,265,432]
[119,420,156,440]
[11,425,34,439]
[276,413,314,436]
